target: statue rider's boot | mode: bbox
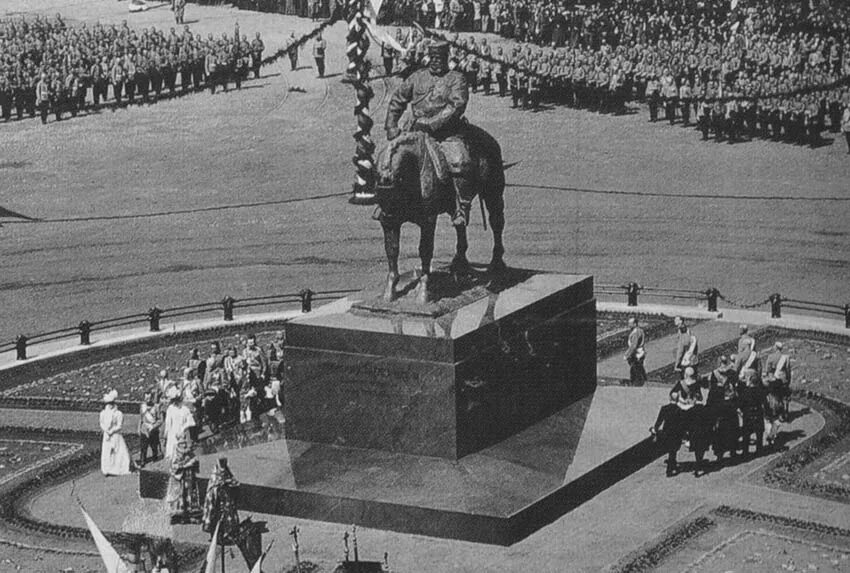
[451,176,475,228]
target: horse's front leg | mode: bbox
[451,224,470,277]
[415,218,436,304]
[382,220,401,301]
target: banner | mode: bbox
[201,521,221,573]
[79,506,131,573]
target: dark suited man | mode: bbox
[624,317,647,385]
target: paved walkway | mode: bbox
[2,301,849,572]
[19,400,832,573]
[597,320,742,380]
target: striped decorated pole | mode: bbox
[344,0,377,205]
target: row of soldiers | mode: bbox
[0,17,265,124]
[392,30,850,144]
[648,81,849,146]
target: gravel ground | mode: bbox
[1,1,849,346]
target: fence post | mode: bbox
[769,293,782,319]
[626,282,639,307]
[845,303,850,329]
[15,335,27,361]
[148,307,162,332]
[222,296,235,321]
[705,288,719,312]
[300,289,314,313]
[79,320,92,345]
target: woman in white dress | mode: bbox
[100,389,132,476]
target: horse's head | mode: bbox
[375,132,429,219]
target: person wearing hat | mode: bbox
[650,374,701,477]
[164,385,195,461]
[764,340,791,422]
[100,389,132,476]
[384,39,477,228]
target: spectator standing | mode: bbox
[164,386,194,460]
[842,98,850,154]
[100,390,132,476]
[624,316,647,385]
[138,391,162,467]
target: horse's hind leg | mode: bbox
[484,185,506,273]
[382,220,401,301]
[415,219,436,304]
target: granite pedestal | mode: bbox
[282,270,596,459]
[139,269,638,545]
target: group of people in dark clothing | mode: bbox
[388,0,850,151]
[651,325,792,478]
[0,15,266,125]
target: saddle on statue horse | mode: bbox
[376,122,500,222]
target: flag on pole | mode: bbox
[201,521,221,573]
[79,506,132,573]
[364,18,407,54]
[250,540,275,573]
[368,0,384,18]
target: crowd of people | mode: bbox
[0,14,266,124]
[385,0,850,151]
[646,322,793,478]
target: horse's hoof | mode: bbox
[450,257,471,275]
[488,259,507,274]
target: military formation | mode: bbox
[390,0,850,150]
[0,15,266,124]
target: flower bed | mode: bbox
[1,331,282,406]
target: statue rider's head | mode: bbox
[428,41,450,76]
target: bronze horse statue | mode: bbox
[375,124,506,303]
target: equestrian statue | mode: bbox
[374,40,506,304]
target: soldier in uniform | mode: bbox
[384,41,476,228]
[0,76,11,122]
[174,0,186,25]
[36,72,51,124]
[205,48,219,94]
[251,33,264,79]
[312,33,327,78]
[678,78,692,126]
[111,59,126,106]
[495,48,508,97]
[286,32,299,72]
[645,74,660,121]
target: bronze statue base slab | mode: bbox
[351,265,533,318]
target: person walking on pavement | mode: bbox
[673,316,699,378]
[624,316,647,385]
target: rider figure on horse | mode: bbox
[384,40,475,228]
